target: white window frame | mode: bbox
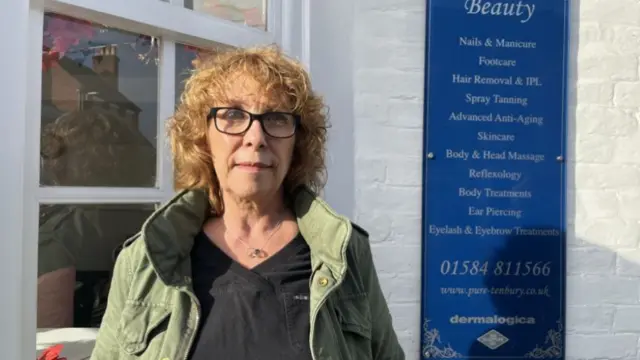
[0,0,309,358]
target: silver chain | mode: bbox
[233,219,284,259]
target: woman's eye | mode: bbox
[264,114,289,125]
[222,109,246,120]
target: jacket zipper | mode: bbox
[181,291,201,360]
[309,217,352,360]
[309,292,331,360]
[309,268,342,360]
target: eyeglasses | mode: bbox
[207,107,300,139]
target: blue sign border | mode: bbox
[419,1,570,359]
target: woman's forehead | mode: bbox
[215,73,290,110]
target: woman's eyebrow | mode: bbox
[221,98,246,108]
[222,100,288,113]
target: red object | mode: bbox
[38,344,67,360]
[42,13,95,72]
[46,14,94,54]
[42,50,61,71]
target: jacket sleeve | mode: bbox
[90,245,132,359]
[357,231,406,360]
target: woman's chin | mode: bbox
[228,183,281,201]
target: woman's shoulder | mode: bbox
[333,221,378,298]
[350,222,369,239]
[347,221,372,258]
[113,233,148,269]
[342,221,378,281]
[110,234,171,301]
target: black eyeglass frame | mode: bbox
[207,107,301,139]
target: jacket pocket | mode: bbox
[116,302,171,356]
[335,295,373,359]
[336,295,372,338]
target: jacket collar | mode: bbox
[139,187,352,287]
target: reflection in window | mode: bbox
[185,0,267,30]
[41,13,159,187]
[37,203,155,329]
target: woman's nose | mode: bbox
[242,118,267,147]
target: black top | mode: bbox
[188,231,313,360]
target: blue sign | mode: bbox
[420,1,568,359]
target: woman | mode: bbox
[91,45,405,360]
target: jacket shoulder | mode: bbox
[349,221,371,250]
[351,221,369,238]
[346,221,374,268]
[111,234,172,304]
[113,233,148,269]
[334,221,374,297]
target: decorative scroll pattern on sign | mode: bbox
[422,319,463,359]
[524,322,563,359]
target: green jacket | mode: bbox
[90,187,405,360]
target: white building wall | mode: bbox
[566,0,640,357]
[352,1,426,355]
[329,0,640,358]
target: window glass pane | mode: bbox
[36,203,155,331]
[184,0,267,30]
[41,13,159,187]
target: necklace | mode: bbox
[234,220,284,259]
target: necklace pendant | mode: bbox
[248,248,262,258]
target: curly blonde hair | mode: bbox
[168,45,328,214]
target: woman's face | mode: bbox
[207,75,296,202]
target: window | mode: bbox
[37,13,162,330]
[1,0,307,358]
[37,45,229,330]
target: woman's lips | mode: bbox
[235,163,271,172]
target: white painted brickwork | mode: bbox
[350,0,640,358]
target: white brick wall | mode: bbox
[568,0,640,357]
[349,0,640,358]
[353,0,426,354]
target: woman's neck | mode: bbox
[220,189,291,237]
